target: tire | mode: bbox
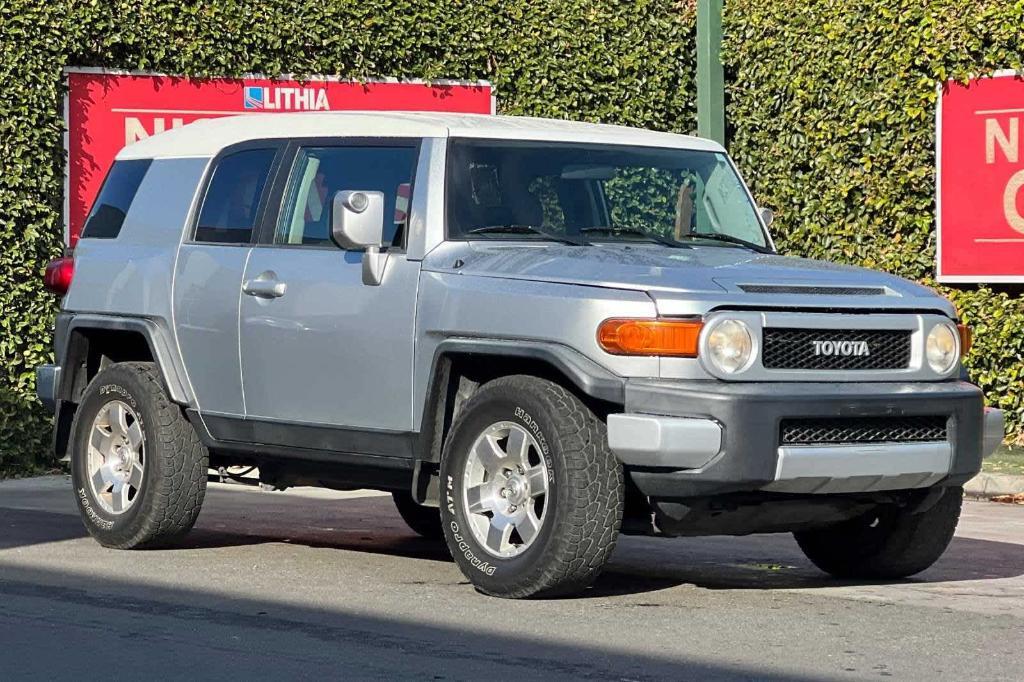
[794,487,963,579]
[392,491,443,540]
[439,375,624,598]
[69,362,208,549]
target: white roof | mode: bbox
[116,111,724,160]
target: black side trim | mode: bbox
[195,412,414,469]
[429,338,625,405]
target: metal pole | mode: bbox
[696,0,725,146]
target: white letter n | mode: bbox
[986,118,1018,164]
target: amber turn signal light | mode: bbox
[598,318,703,357]
[957,323,972,356]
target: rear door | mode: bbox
[238,140,422,447]
[172,144,282,418]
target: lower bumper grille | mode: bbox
[780,416,948,446]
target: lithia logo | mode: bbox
[812,340,870,357]
[244,85,330,111]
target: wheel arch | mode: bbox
[58,315,193,406]
[410,339,624,503]
[53,315,194,461]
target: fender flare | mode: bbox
[58,313,194,406]
[427,338,626,406]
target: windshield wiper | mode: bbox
[581,226,690,249]
[467,224,588,246]
[679,231,774,253]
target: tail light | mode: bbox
[43,256,75,296]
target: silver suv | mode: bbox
[37,112,1004,598]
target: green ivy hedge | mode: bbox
[1,0,1021,476]
[723,0,1024,444]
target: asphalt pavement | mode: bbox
[1,475,1022,681]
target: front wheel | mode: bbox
[794,487,963,579]
[439,375,624,598]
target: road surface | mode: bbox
[1,475,1022,680]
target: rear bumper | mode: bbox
[35,364,60,413]
[607,379,995,499]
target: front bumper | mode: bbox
[607,379,999,499]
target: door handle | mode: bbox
[242,273,287,299]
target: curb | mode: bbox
[964,472,1024,499]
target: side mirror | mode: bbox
[331,190,388,286]
[331,190,385,250]
[758,206,775,228]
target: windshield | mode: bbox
[445,139,769,250]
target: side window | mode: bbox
[275,146,418,247]
[195,148,276,244]
[81,159,152,239]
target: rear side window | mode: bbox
[81,159,152,239]
[195,148,276,244]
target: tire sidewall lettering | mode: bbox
[447,518,497,576]
[443,397,561,579]
[96,384,146,443]
[78,486,114,530]
[512,405,555,492]
[98,382,138,410]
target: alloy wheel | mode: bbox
[461,421,550,558]
[86,400,145,514]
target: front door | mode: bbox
[238,142,422,445]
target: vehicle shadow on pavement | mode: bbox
[0,503,456,560]
[0,508,90,549]
[180,526,455,562]
[4,496,1023,599]
[587,533,1024,597]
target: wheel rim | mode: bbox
[461,421,550,558]
[86,400,145,515]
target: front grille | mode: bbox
[762,328,911,370]
[780,416,948,445]
[738,284,885,296]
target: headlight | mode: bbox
[926,322,959,374]
[705,318,754,374]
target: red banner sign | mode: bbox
[938,70,1024,282]
[64,68,494,244]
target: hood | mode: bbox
[423,241,942,299]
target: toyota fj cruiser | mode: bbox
[38,112,1004,598]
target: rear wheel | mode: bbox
[392,491,442,540]
[439,375,624,598]
[794,487,963,579]
[70,362,208,548]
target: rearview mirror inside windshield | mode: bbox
[561,165,617,180]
